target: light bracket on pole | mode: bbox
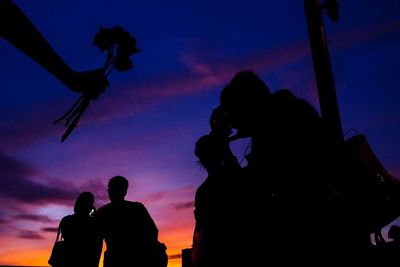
[321,0,339,22]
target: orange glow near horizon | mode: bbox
[0,229,192,267]
[0,245,187,267]
[0,246,51,266]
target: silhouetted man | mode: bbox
[97,176,159,267]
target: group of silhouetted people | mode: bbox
[190,70,400,267]
[57,176,166,267]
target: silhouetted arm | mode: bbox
[0,0,108,98]
[137,202,158,241]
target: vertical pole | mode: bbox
[304,0,344,143]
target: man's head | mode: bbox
[107,175,129,203]
[220,70,271,137]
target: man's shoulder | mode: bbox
[96,203,113,215]
[98,202,112,210]
[97,201,145,211]
[273,89,310,107]
[274,89,320,116]
[124,200,146,210]
[273,89,295,99]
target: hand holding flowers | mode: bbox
[54,26,140,142]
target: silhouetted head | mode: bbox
[74,192,94,215]
[209,106,232,139]
[107,175,129,203]
[220,70,271,137]
[195,134,225,172]
[388,225,400,241]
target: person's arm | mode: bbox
[0,0,108,98]
[137,202,159,241]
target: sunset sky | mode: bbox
[0,0,399,266]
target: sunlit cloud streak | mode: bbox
[168,253,182,260]
[88,20,400,122]
[86,44,308,123]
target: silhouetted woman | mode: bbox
[192,131,242,267]
[60,192,102,267]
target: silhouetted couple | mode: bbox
[192,70,372,266]
[58,176,165,267]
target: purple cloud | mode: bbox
[171,201,194,212]
[17,230,44,240]
[13,214,55,223]
[41,227,58,233]
[0,153,78,204]
[143,191,168,203]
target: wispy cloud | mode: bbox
[141,190,171,203]
[0,153,78,204]
[168,253,182,260]
[17,230,44,240]
[41,227,58,233]
[170,201,194,212]
[13,214,55,224]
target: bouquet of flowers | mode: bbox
[54,26,140,142]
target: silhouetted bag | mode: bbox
[148,240,168,267]
[344,134,400,232]
[48,222,66,267]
